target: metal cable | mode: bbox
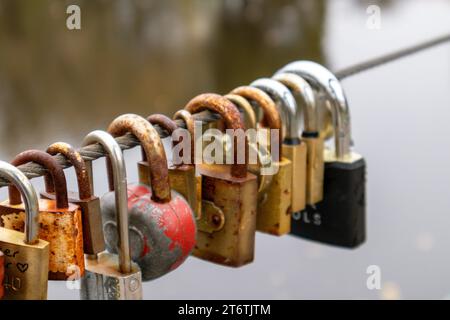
[335,33,450,79]
[0,33,449,188]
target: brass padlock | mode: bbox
[0,150,84,280]
[185,93,258,267]
[230,86,293,235]
[0,161,49,300]
[273,72,324,205]
[80,130,143,300]
[250,78,307,214]
[144,113,202,220]
[40,142,105,255]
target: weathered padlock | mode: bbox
[278,61,366,248]
[80,130,142,300]
[0,161,49,300]
[230,86,293,236]
[40,142,105,255]
[273,72,324,205]
[0,150,84,280]
[0,250,4,299]
[107,114,196,281]
[142,113,202,220]
[250,78,307,215]
[185,93,258,267]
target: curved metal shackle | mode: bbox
[276,60,352,159]
[45,142,93,200]
[108,114,171,203]
[82,130,131,274]
[273,72,318,134]
[229,86,283,159]
[147,114,178,157]
[224,94,257,130]
[184,93,248,179]
[0,161,40,244]
[173,110,196,163]
[250,78,301,143]
[9,150,69,209]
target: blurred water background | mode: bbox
[0,0,449,299]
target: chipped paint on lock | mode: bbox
[101,183,196,281]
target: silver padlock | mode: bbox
[80,130,143,300]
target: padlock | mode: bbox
[40,142,105,255]
[250,78,307,214]
[0,250,4,299]
[107,114,196,281]
[0,150,84,280]
[142,112,202,220]
[0,161,49,300]
[230,86,293,236]
[80,130,142,300]
[278,60,366,248]
[185,93,258,267]
[273,72,324,205]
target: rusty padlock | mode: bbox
[143,113,202,220]
[185,93,258,267]
[40,142,105,256]
[273,72,324,205]
[250,78,307,215]
[230,86,293,235]
[106,114,196,281]
[0,150,84,280]
[0,160,49,300]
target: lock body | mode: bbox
[80,252,142,300]
[256,157,292,235]
[195,164,257,267]
[101,184,196,281]
[0,199,84,280]
[41,191,105,256]
[303,135,325,205]
[140,161,202,220]
[290,153,366,248]
[282,140,307,212]
[0,227,49,300]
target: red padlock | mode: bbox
[104,113,196,281]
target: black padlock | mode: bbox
[277,61,366,248]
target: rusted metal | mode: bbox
[9,150,69,209]
[2,150,84,281]
[230,86,283,158]
[108,114,171,203]
[184,93,248,178]
[45,142,92,200]
[224,94,257,130]
[42,142,105,255]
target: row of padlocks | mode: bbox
[0,61,366,300]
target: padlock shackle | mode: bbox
[82,130,132,274]
[273,72,318,134]
[276,61,352,159]
[46,142,93,200]
[228,87,283,159]
[9,150,69,209]
[108,114,171,203]
[224,94,257,130]
[250,78,301,144]
[0,161,40,244]
[145,114,178,163]
[184,93,248,179]
[173,110,195,163]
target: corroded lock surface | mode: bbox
[107,114,196,281]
